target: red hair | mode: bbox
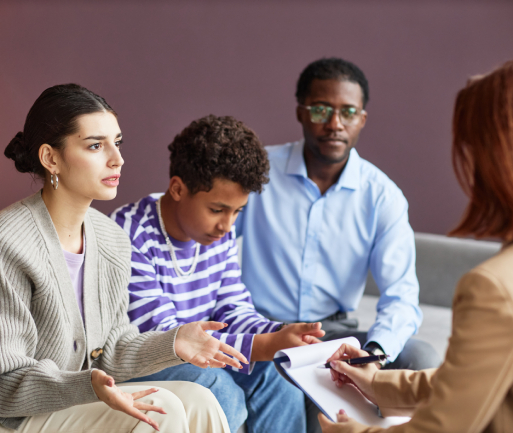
[450,61,513,241]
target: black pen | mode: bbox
[317,354,389,368]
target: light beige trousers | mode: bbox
[0,381,230,433]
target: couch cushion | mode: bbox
[364,232,501,308]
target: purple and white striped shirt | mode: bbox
[111,193,281,373]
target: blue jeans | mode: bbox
[127,361,306,433]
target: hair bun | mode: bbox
[4,131,34,173]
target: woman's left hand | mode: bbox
[91,369,165,431]
[318,411,350,432]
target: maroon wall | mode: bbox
[1,1,512,234]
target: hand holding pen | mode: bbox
[325,343,380,406]
[318,353,389,368]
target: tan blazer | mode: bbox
[340,243,513,433]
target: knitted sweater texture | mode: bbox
[0,192,183,430]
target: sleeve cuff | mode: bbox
[220,333,254,375]
[372,370,417,417]
[365,331,402,362]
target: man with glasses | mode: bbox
[235,57,440,432]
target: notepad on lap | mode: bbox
[273,337,410,427]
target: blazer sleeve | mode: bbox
[328,269,513,433]
[372,368,437,417]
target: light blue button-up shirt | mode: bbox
[235,140,422,360]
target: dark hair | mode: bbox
[295,57,369,108]
[4,83,116,178]
[449,60,513,241]
[168,115,269,194]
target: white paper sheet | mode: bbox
[274,337,409,427]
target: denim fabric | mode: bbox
[128,361,306,433]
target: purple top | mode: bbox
[62,239,85,322]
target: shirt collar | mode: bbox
[284,139,361,191]
[285,139,308,177]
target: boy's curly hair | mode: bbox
[168,115,270,194]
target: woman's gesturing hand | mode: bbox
[91,369,165,431]
[326,343,379,405]
[174,321,249,369]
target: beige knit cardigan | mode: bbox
[0,192,184,430]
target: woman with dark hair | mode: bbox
[0,83,246,433]
[319,60,513,433]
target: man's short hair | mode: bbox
[295,57,370,108]
[168,115,270,194]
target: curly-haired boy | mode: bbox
[112,115,324,433]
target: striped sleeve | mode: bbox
[209,227,281,373]
[128,243,180,332]
[112,200,180,333]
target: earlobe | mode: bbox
[360,112,368,129]
[39,143,59,174]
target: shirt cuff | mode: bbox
[211,331,255,375]
[236,334,255,374]
[365,330,402,362]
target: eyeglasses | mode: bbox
[299,104,366,126]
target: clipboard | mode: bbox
[273,337,409,426]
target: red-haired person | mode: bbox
[320,61,513,433]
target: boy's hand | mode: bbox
[252,322,325,361]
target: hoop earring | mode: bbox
[50,173,59,190]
